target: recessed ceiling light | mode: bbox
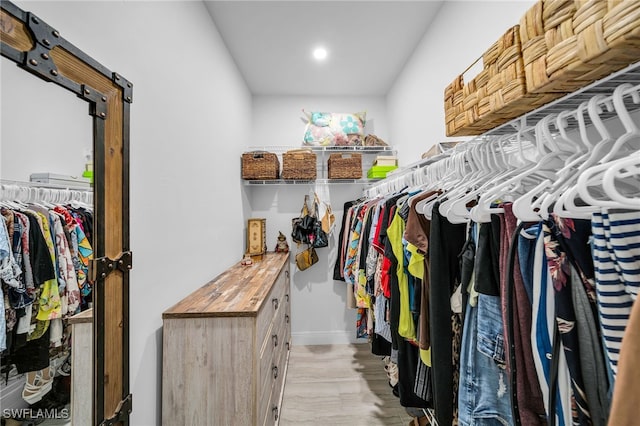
[313,47,328,61]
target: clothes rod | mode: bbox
[365,150,454,197]
[0,179,92,191]
[0,179,93,204]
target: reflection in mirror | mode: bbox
[1,56,94,425]
[1,58,92,180]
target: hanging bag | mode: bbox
[310,194,329,248]
[320,200,335,235]
[295,246,319,271]
[314,186,335,235]
[291,195,316,244]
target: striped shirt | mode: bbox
[592,209,640,380]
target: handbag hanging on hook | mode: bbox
[295,245,319,271]
[309,194,329,248]
[291,194,329,248]
[291,195,315,245]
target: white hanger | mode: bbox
[512,112,572,221]
[416,155,452,218]
[532,101,601,218]
[421,148,471,220]
[442,137,505,222]
[599,83,640,163]
[68,190,91,209]
[574,83,640,208]
[0,185,16,209]
[472,118,562,223]
[1,184,28,210]
[413,156,449,214]
[447,135,512,223]
[440,145,483,222]
[35,188,55,209]
[553,93,620,218]
[600,153,640,208]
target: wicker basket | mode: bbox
[445,25,559,136]
[241,151,280,180]
[445,0,640,136]
[327,153,362,179]
[521,0,640,95]
[281,149,317,180]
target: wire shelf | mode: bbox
[246,145,395,154]
[0,178,92,192]
[243,178,383,186]
[484,60,640,136]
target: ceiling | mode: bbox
[204,1,444,96]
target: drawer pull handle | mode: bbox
[285,270,290,279]
[272,405,279,421]
[285,294,289,302]
[272,298,279,310]
[272,365,279,379]
[272,334,278,347]
[285,314,290,324]
[286,341,290,351]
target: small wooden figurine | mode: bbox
[275,231,289,253]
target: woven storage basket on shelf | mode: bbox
[444,0,640,136]
[281,149,317,180]
[445,25,558,136]
[444,76,466,136]
[241,151,280,180]
[327,153,362,179]
[520,0,640,95]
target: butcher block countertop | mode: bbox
[162,252,289,319]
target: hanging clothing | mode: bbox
[459,296,514,426]
[542,218,591,425]
[333,200,356,282]
[1,203,93,367]
[0,217,11,352]
[571,266,610,426]
[501,205,547,426]
[429,202,466,426]
[388,208,415,341]
[591,209,640,381]
[405,191,436,361]
[50,211,81,316]
[336,173,639,426]
[531,222,573,426]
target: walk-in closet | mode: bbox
[1,1,639,425]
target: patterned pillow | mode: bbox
[302,111,366,146]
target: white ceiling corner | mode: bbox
[204,1,444,96]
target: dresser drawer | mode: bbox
[258,321,279,398]
[258,367,276,426]
[260,349,288,426]
[260,385,276,426]
[258,277,287,378]
[268,337,290,426]
[258,305,288,402]
[259,345,285,426]
[256,267,288,345]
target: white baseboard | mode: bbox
[291,330,367,346]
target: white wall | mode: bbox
[387,0,535,163]
[249,96,387,344]
[1,63,92,180]
[251,95,389,147]
[2,2,252,425]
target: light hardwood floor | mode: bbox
[279,344,414,426]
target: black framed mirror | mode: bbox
[1,2,132,424]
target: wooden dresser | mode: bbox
[161,252,291,426]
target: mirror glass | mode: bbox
[1,55,94,424]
